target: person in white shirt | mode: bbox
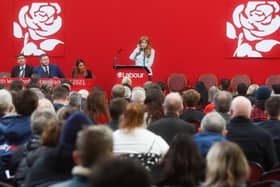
[113,103,169,169]
[129,36,155,78]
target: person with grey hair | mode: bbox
[204,86,220,114]
[68,92,82,110]
[213,91,232,124]
[10,109,58,179]
[131,87,146,104]
[0,89,13,117]
[194,112,227,157]
[51,126,113,187]
[227,96,278,171]
[111,84,125,99]
[148,92,195,144]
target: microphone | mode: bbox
[114,48,123,68]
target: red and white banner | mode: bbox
[226,0,280,58]
[13,0,64,56]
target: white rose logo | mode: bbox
[227,1,280,57]
[13,3,63,56]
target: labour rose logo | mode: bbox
[13,3,63,56]
[227,1,280,57]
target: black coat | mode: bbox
[180,109,205,124]
[226,116,278,171]
[259,119,280,161]
[23,145,75,187]
[11,65,33,78]
[148,113,195,145]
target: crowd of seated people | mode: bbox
[0,76,279,187]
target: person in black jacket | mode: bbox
[23,112,92,187]
[151,134,205,187]
[148,92,195,145]
[259,96,280,161]
[180,89,205,125]
[226,96,278,171]
[11,53,33,78]
[72,59,94,79]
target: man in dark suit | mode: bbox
[148,92,195,144]
[33,54,65,78]
[227,96,278,171]
[11,53,33,78]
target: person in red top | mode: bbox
[204,86,220,114]
[86,90,111,124]
[72,59,94,79]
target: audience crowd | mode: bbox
[0,77,279,187]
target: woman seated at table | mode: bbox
[72,59,94,79]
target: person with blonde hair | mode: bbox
[113,103,168,169]
[202,141,249,187]
[129,36,155,78]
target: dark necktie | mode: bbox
[45,66,49,75]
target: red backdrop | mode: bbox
[0,0,279,92]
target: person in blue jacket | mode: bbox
[194,112,227,157]
[33,54,65,78]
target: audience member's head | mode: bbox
[204,141,249,187]
[27,73,40,88]
[60,79,73,91]
[30,88,45,99]
[214,91,232,113]
[111,84,125,98]
[14,89,38,116]
[246,84,259,96]
[230,96,252,118]
[41,119,63,147]
[155,81,167,94]
[37,98,55,112]
[53,85,70,103]
[144,87,164,123]
[120,103,144,132]
[123,85,132,100]
[31,109,57,135]
[163,92,183,116]
[0,89,13,115]
[143,81,153,91]
[10,80,24,92]
[272,84,280,95]
[265,96,280,120]
[122,77,132,87]
[255,86,271,101]
[220,78,230,91]
[86,90,110,123]
[157,133,204,186]
[208,86,220,103]
[74,126,113,168]
[182,89,201,107]
[194,81,208,108]
[131,87,146,104]
[90,159,151,187]
[109,98,128,121]
[57,106,79,123]
[59,112,92,150]
[236,83,248,96]
[200,112,226,134]
[69,92,82,109]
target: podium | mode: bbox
[113,65,150,87]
